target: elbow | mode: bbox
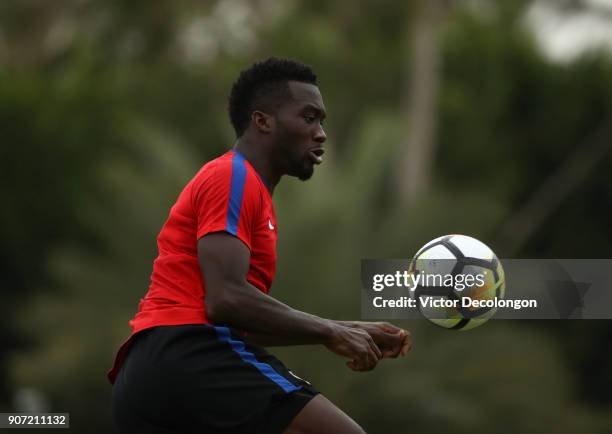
[205,292,236,324]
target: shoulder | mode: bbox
[194,151,260,182]
[191,151,265,204]
[192,152,232,184]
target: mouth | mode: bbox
[308,148,325,165]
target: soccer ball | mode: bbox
[409,235,505,331]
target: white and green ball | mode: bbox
[409,234,505,331]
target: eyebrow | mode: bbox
[302,103,327,119]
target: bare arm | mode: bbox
[335,321,413,358]
[198,232,382,371]
[245,322,412,357]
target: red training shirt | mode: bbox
[107,149,277,384]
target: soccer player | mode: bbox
[109,57,412,434]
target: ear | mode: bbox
[251,110,274,134]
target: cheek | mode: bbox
[277,122,309,147]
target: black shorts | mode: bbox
[111,324,319,434]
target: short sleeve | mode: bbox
[192,155,261,251]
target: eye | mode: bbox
[304,115,316,124]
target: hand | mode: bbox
[325,324,382,372]
[346,321,412,358]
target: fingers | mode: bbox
[329,325,401,372]
[371,323,410,358]
[346,360,361,371]
[370,328,404,358]
[351,330,381,372]
[375,322,402,334]
[399,330,413,356]
[382,333,404,358]
[346,357,376,372]
[347,332,411,371]
[356,334,381,371]
[376,329,413,359]
[366,331,382,360]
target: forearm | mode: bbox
[242,332,310,347]
[207,280,334,346]
[243,321,364,347]
[241,321,376,348]
[334,320,360,328]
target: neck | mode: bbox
[233,138,281,194]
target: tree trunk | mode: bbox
[395,0,448,207]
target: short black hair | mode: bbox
[228,57,317,138]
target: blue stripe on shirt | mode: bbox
[226,151,247,235]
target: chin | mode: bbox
[297,170,314,181]
[287,160,314,181]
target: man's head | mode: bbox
[229,57,327,181]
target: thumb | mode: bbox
[380,331,405,358]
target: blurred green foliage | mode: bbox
[1,1,612,433]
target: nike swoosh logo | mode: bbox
[268,219,275,230]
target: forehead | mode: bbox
[286,81,325,111]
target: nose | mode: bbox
[313,124,326,144]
